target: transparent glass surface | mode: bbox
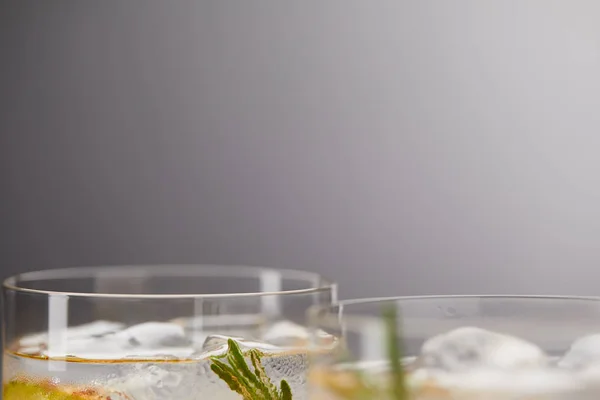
[308,296,600,400]
[2,265,336,400]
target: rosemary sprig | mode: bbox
[210,338,293,400]
[383,305,408,400]
[323,304,408,400]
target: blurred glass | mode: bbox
[308,296,600,400]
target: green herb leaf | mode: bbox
[279,379,293,400]
[382,305,408,400]
[211,338,293,400]
[325,305,409,400]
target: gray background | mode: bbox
[2,1,600,299]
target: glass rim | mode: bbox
[308,294,600,319]
[2,264,335,299]
[308,295,600,338]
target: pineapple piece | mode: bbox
[3,377,123,400]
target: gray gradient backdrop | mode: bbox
[2,1,600,300]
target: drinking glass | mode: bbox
[308,295,600,400]
[2,265,335,399]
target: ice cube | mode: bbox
[43,322,192,360]
[409,367,581,396]
[21,321,125,358]
[106,360,243,400]
[121,347,197,360]
[262,351,309,399]
[263,320,311,346]
[262,320,337,349]
[201,334,245,351]
[115,322,190,349]
[558,334,600,369]
[19,320,124,348]
[109,337,310,400]
[172,314,265,349]
[171,314,263,330]
[417,327,548,371]
[200,334,282,356]
[46,336,122,358]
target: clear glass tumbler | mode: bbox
[308,295,600,400]
[2,264,336,399]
